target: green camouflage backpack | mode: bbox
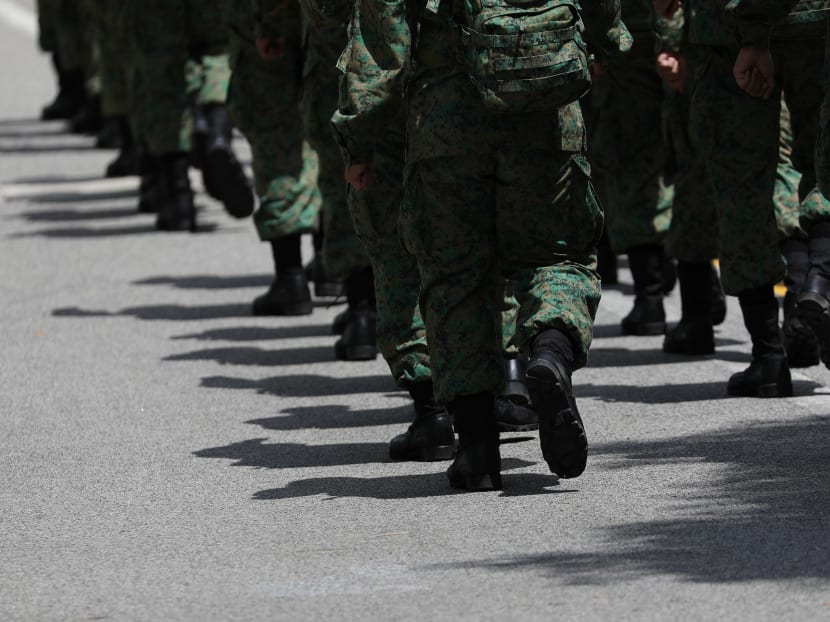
[451,0,591,114]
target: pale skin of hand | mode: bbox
[733,47,775,99]
[656,51,687,93]
[256,38,286,61]
[345,162,376,191]
[653,0,681,19]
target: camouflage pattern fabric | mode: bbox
[301,21,370,278]
[126,0,230,156]
[347,117,431,386]
[227,0,321,241]
[589,35,672,255]
[819,21,830,199]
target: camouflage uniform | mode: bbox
[589,0,672,255]
[660,10,803,263]
[820,20,830,199]
[249,0,369,275]
[334,0,628,403]
[125,0,231,156]
[301,20,370,278]
[725,0,830,240]
[227,1,320,240]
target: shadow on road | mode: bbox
[247,403,412,430]
[202,374,397,398]
[193,438,392,469]
[587,346,751,367]
[135,274,274,290]
[250,458,541,500]
[427,416,830,583]
[174,324,334,341]
[12,223,159,238]
[18,206,139,222]
[576,378,824,403]
[165,345,337,366]
[53,302,253,321]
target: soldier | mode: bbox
[37,0,87,122]
[338,0,630,490]
[723,0,830,370]
[589,0,673,336]
[652,5,814,367]
[820,22,830,199]
[125,0,253,231]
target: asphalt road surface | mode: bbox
[2,3,830,620]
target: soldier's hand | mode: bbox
[256,37,286,61]
[656,52,686,93]
[590,63,605,78]
[733,47,775,99]
[653,0,681,19]
[346,163,375,191]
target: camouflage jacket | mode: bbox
[725,0,830,46]
[331,0,632,165]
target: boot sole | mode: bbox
[525,360,587,479]
[448,472,502,492]
[334,343,378,361]
[727,381,793,398]
[390,444,455,462]
[797,295,830,370]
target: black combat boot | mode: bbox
[389,381,456,461]
[495,355,538,432]
[662,256,677,295]
[797,223,830,369]
[621,244,666,336]
[155,153,196,232]
[199,104,254,218]
[596,227,618,286]
[95,117,122,149]
[105,118,139,178]
[335,268,378,360]
[710,263,728,326]
[137,151,162,214]
[526,328,587,478]
[41,56,86,121]
[781,238,818,367]
[727,286,792,398]
[252,234,313,316]
[69,93,102,134]
[663,261,715,355]
[784,292,820,368]
[447,392,501,492]
[308,226,345,298]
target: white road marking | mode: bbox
[0,0,36,38]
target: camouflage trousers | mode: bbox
[349,113,519,388]
[589,39,672,254]
[818,23,830,200]
[667,47,803,264]
[688,44,823,294]
[126,0,230,156]
[302,23,369,278]
[402,70,601,403]
[348,119,430,386]
[227,1,320,241]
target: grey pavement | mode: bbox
[2,4,830,620]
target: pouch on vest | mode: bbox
[456,0,590,114]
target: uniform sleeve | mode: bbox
[724,0,801,47]
[580,0,634,64]
[330,0,411,166]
